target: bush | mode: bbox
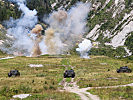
[0,1,21,22]
[36,74,45,77]
[43,80,57,91]
[90,46,127,58]
[0,86,13,98]
[49,85,57,90]
[125,32,133,54]
[0,85,32,98]
[18,85,32,93]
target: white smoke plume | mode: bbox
[44,2,91,54]
[0,1,91,56]
[1,0,38,56]
[76,39,92,59]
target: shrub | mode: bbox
[90,46,127,58]
[36,74,45,77]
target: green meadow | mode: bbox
[0,54,133,99]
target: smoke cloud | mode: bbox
[76,39,92,59]
[1,0,38,56]
[44,2,91,54]
[0,1,91,56]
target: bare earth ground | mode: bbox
[60,79,100,100]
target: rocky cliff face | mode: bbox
[86,0,133,47]
[87,0,133,55]
[50,0,133,55]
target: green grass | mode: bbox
[69,56,133,88]
[25,92,80,100]
[88,86,133,100]
[0,55,80,99]
[0,54,133,99]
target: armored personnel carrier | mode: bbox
[64,69,75,78]
[117,66,132,73]
[8,70,20,77]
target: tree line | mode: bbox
[0,0,52,23]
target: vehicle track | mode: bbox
[60,79,133,100]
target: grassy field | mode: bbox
[88,86,133,100]
[0,54,133,99]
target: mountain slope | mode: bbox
[50,0,133,56]
[0,0,132,57]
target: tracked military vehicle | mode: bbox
[8,70,20,77]
[117,66,132,73]
[64,69,75,78]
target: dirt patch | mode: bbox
[59,79,100,100]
